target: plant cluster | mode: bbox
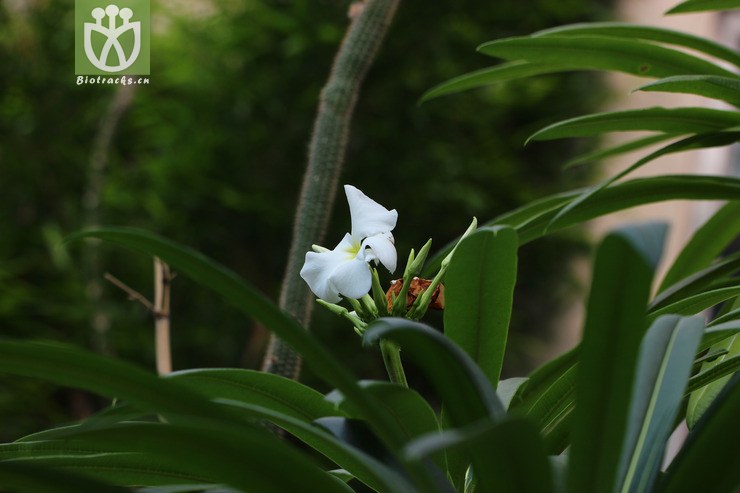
[1,0,739,492]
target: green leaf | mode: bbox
[202,401,413,493]
[650,253,740,312]
[444,226,518,389]
[667,0,740,14]
[687,355,740,395]
[162,370,412,492]
[404,417,553,493]
[547,132,740,230]
[419,61,566,103]
[657,374,740,493]
[637,76,740,106]
[568,223,663,493]
[514,175,740,245]
[424,174,740,275]
[7,421,354,493]
[0,460,128,493]
[710,306,740,326]
[479,35,735,79]
[648,285,740,321]
[660,201,740,290]
[496,377,528,410]
[166,368,336,422]
[563,134,678,169]
[0,340,244,425]
[528,108,740,143]
[687,331,739,428]
[533,23,740,67]
[699,320,740,352]
[616,316,704,493]
[510,348,579,454]
[324,380,445,472]
[363,318,505,428]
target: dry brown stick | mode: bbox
[104,262,173,375]
[153,258,173,375]
[104,272,155,312]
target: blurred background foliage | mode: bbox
[1,0,612,440]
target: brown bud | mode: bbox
[385,277,445,313]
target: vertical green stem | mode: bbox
[380,339,408,387]
[261,0,401,379]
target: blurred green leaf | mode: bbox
[568,223,663,493]
[444,226,518,389]
[0,460,128,493]
[637,76,740,106]
[479,36,735,79]
[686,330,739,429]
[547,132,740,230]
[687,355,740,395]
[528,108,740,143]
[698,320,740,352]
[404,417,553,493]
[658,374,740,493]
[616,316,704,493]
[200,400,412,493]
[326,381,440,444]
[5,421,354,493]
[419,61,565,102]
[426,174,740,275]
[563,134,678,169]
[648,285,740,321]
[0,340,241,425]
[660,201,740,291]
[651,253,740,312]
[667,0,740,14]
[514,175,740,245]
[533,23,740,67]
[510,348,578,453]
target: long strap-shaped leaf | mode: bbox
[637,76,740,107]
[568,223,665,493]
[615,315,704,493]
[404,417,554,493]
[527,108,740,142]
[6,421,354,493]
[532,23,740,67]
[479,36,736,79]
[657,373,740,493]
[424,174,740,276]
[444,226,518,389]
[667,0,740,14]
[660,201,740,291]
[0,460,128,493]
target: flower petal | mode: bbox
[300,249,346,303]
[300,233,368,302]
[330,255,372,300]
[345,185,398,238]
[361,233,397,273]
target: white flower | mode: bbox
[300,185,398,303]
